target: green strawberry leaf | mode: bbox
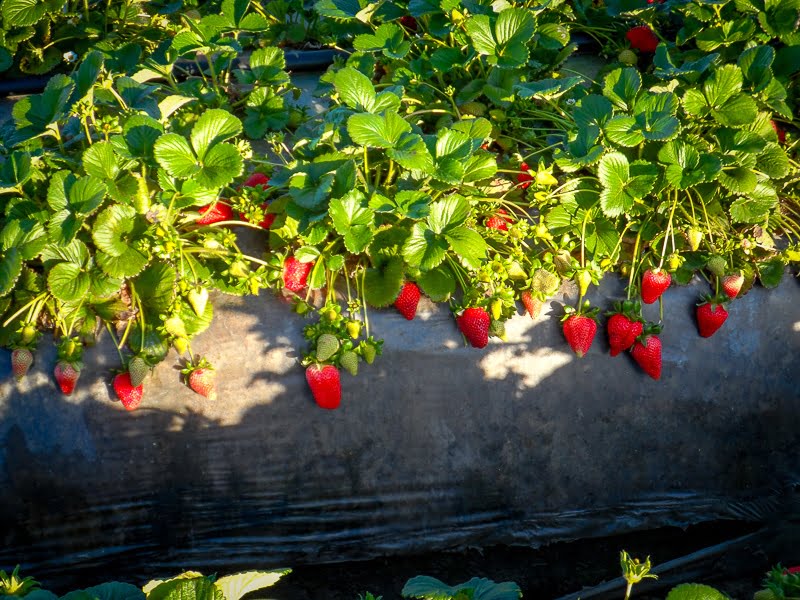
[214,570,290,600]
[603,68,641,112]
[154,133,200,179]
[387,133,435,173]
[194,143,243,189]
[0,248,22,297]
[604,115,645,147]
[364,255,404,307]
[756,142,789,179]
[757,257,785,288]
[2,0,49,27]
[402,223,449,270]
[1,198,48,259]
[444,226,487,269]
[83,140,123,181]
[427,195,469,234]
[353,23,411,58]
[190,109,243,158]
[369,191,431,219]
[718,166,758,194]
[0,151,32,192]
[653,45,718,82]
[515,77,584,100]
[243,88,288,138]
[466,8,534,69]
[123,115,164,161]
[729,183,777,223]
[329,190,375,253]
[48,261,90,302]
[573,95,614,130]
[738,45,775,92]
[347,112,411,148]
[147,576,223,600]
[417,265,455,301]
[598,152,658,217]
[135,263,177,315]
[402,576,521,600]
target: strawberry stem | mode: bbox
[627,229,643,301]
[657,189,679,271]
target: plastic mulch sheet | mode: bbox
[1,276,799,587]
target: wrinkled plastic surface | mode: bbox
[1,274,799,586]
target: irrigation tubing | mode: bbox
[0,48,345,96]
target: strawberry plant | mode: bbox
[0,0,798,405]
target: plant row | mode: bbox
[5,556,799,600]
[0,0,798,408]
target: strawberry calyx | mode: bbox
[561,299,600,322]
[695,292,729,308]
[633,320,663,343]
[56,336,83,363]
[605,299,643,321]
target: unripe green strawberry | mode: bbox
[173,337,189,354]
[532,268,560,295]
[316,333,340,361]
[128,356,149,388]
[488,318,507,341]
[459,101,487,116]
[618,49,638,65]
[346,320,361,339]
[11,348,33,381]
[553,249,573,276]
[535,170,558,187]
[490,298,503,321]
[361,341,377,364]
[164,315,187,338]
[507,261,527,280]
[339,350,359,376]
[188,286,209,317]
[706,255,726,276]
[687,228,703,251]
[576,269,592,297]
[754,589,777,600]
[20,324,37,345]
[667,253,684,271]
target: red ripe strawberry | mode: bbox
[631,335,662,380]
[771,120,786,144]
[11,348,33,381]
[485,216,508,231]
[113,372,143,411]
[562,314,597,358]
[395,282,421,320]
[606,314,643,357]
[283,256,313,293]
[626,25,659,53]
[517,162,534,189]
[243,172,270,189]
[521,291,544,320]
[189,367,217,400]
[197,202,234,225]
[641,268,671,304]
[457,307,491,349]
[54,361,80,395]
[399,15,418,31]
[721,273,744,299]
[305,364,341,409]
[696,301,728,338]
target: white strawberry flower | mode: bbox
[63,51,78,63]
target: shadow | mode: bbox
[0,273,799,598]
